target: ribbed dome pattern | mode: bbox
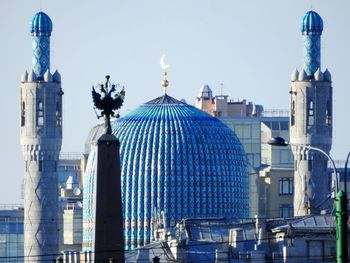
[300,11,323,35]
[31,12,53,36]
[83,94,248,250]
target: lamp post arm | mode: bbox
[338,152,349,263]
[344,152,350,196]
[289,143,338,193]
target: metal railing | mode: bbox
[262,109,290,117]
[0,204,23,210]
[59,152,83,160]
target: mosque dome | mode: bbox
[83,94,248,249]
[300,11,323,35]
[30,12,53,36]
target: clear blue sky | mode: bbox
[0,0,349,203]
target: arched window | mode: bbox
[56,101,62,127]
[307,99,314,126]
[326,100,331,126]
[291,101,295,126]
[21,101,25,127]
[37,101,44,127]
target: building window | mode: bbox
[56,102,62,127]
[307,99,314,126]
[280,121,289,130]
[291,101,295,126]
[280,205,293,217]
[279,178,293,195]
[326,100,331,126]
[271,121,280,130]
[21,101,25,127]
[37,101,44,127]
[308,241,323,258]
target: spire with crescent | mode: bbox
[160,54,169,94]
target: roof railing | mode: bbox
[59,152,83,160]
[262,109,290,117]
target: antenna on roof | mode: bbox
[40,0,42,10]
[310,0,313,10]
[220,83,224,96]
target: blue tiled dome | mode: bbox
[300,11,323,35]
[83,94,248,249]
[30,12,53,36]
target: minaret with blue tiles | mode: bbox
[301,11,323,77]
[31,12,52,78]
[20,12,63,262]
[290,11,333,216]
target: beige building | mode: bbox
[58,155,84,253]
[259,122,294,218]
[195,85,294,218]
[195,84,263,117]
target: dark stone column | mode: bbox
[94,134,124,262]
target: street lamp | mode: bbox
[268,137,338,192]
[344,152,349,199]
[268,136,348,263]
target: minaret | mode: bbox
[195,84,215,116]
[290,11,333,216]
[20,12,63,262]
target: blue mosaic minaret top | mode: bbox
[300,11,323,77]
[30,12,53,78]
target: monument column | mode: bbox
[92,76,125,261]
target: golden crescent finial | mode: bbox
[160,55,169,95]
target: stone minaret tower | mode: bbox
[290,11,333,216]
[20,12,63,262]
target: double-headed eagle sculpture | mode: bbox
[92,75,125,134]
